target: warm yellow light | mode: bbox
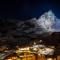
[33,48,37,51]
[12,57,17,59]
[47,58,53,60]
[7,59,12,60]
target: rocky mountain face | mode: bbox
[37,10,60,32]
[0,18,44,46]
[0,11,60,46]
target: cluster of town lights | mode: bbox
[6,40,55,60]
[16,40,55,56]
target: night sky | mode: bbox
[0,0,60,20]
[0,0,16,19]
[16,0,60,20]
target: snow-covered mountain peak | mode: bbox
[37,10,60,32]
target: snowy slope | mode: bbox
[37,10,60,32]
